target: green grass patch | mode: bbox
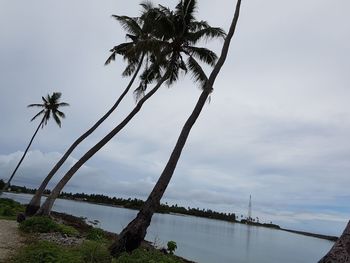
[86,227,107,242]
[10,241,81,263]
[19,216,79,237]
[0,198,25,219]
[115,248,184,263]
[10,240,112,263]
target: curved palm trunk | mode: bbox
[25,56,144,216]
[318,221,349,262]
[110,0,242,255]
[36,74,168,216]
[3,117,44,191]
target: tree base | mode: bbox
[16,213,26,223]
[25,204,40,216]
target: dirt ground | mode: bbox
[0,220,23,262]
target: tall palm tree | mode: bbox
[35,1,225,216]
[319,220,350,262]
[3,92,69,191]
[24,4,162,216]
[110,0,242,255]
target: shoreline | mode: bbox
[2,191,339,242]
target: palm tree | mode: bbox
[110,0,242,254]
[25,5,158,216]
[319,220,350,262]
[3,92,69,191]
[35,1,225,216]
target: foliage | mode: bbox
[57,224,80,236]
[28,92,69,128]
[86,227,107,242]
[19,216,79,236]
[0,198,24,219]
[10,241,81,263]
[19,217,59,233]
[115,248,184,263]
[10,240,112,263]
[167,241,177,255]
[79,241,111,263]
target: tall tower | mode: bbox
[248,195,252,222]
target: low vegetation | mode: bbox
[19,216,79,236]
[0,205,184,263]
[11,240,111,263]
[0,198,24,220]
[116,248,183,263]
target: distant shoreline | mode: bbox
[2,191,339,242]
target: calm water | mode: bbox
[3,192,333,263]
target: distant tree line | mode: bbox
[4,183,236,223]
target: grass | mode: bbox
[0,198,25,220]
[116,248,184,263]
[0,200,185,263]
[10,240,184,263]
[10,240,112,263]
[19,216,79,237]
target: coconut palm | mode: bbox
[319,220,350,262]
[36,0,225,216]
[110,0,242,254]
[25,4,159,216]
[3,92,69,191]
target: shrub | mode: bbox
[19,216,59,233]
[11,241,81,263]
[167,241,177,255]
[116,248,184,263]
[0,198,24,218]
[86,228,106,241]
[57,224,79,237]
[79,241,111,263]
[19,216,79,237]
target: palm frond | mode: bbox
[187,27,226,44]
[30,109,45,122]
[57,102,69,107]
[184,46,217,66]
[112,15,142,36]
[189,20,209,31]
[187,56,208,88]
[105,42,135,65]
[56,110,66,118]
[52,112,62,127]
[27,103,44,108]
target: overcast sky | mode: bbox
[1,0,349,236]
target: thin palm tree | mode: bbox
[25,5,158,216]
[110,0,242,254]
[3,92,69,191]
[36,1,225,216]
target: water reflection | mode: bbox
[245,225,251,261]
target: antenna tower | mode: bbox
[248,195,252,222]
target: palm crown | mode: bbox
[28,92,69,128]
[106,0,226,99]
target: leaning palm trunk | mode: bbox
[25,56,145,216]
[4,117,44,191]
[318,220,350,262]
[110,0,242,255]
[36,73,169,216]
